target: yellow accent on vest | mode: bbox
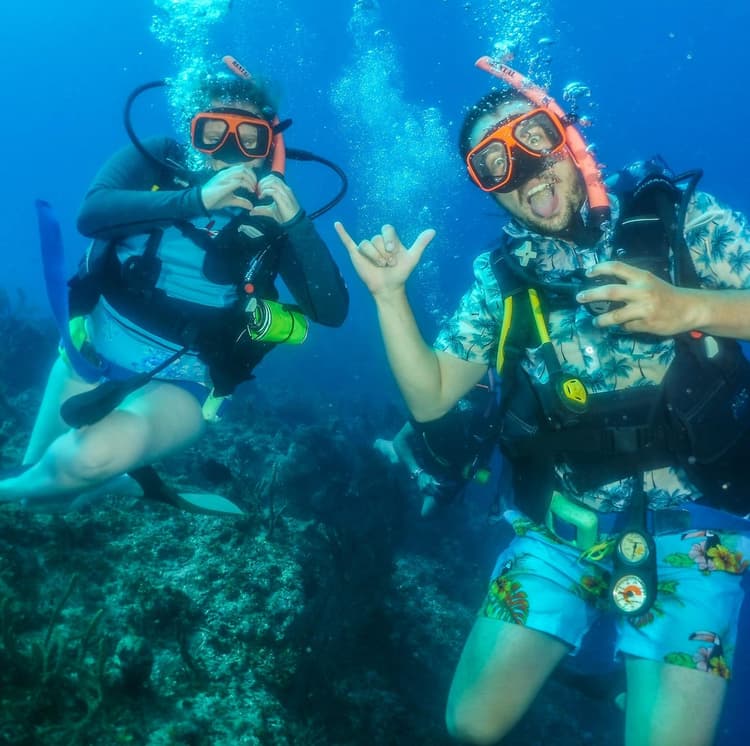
[58,316,89,370]
[201,389,227,422]
[560,378,588,406]
[495,295,514,373]
[527,288,551,344]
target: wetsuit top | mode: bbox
[76,136,349,328]
[434,187,750,514]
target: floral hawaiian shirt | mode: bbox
[434,188,750,512]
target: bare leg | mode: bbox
[23,357,98,465]
[625,657,726,746]
[446,617,569,744]
[0,380,205,508]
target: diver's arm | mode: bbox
[690,290,750,340]
[685,194,750,340]
[278,214,349,327]
[392,423,421,476]
[582,193,750,339]
[336,221,486,421]
[76,137,207,239]
[375,288,487,421]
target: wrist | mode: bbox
[373,286,408,307]
[198,185,211,213]
[279,208,304,228]
[683,287,711,332]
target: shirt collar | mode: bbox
[501,192,621,258]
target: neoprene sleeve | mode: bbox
[77,137,208,239]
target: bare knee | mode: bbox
[54,424,147,486]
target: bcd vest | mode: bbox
[492,157,750,521]
[69,207,287,396]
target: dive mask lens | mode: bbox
[467,139,512,192]
[511,110,565,155]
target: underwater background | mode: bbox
[0,0,748,743]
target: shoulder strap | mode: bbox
[489,245,536,376]
[119,229,165,299]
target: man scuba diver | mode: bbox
[336,55,750,746]
[0,55,348,515]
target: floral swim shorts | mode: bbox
[482,508,750,678]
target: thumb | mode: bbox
[409,229,436,263]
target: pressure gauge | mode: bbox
[609,527,657,616]
[611,574,650,614]
[616,530,651,565]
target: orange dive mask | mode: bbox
[191,107,274,162]
[466,108,567,193]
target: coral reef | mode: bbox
[0,316,624,745]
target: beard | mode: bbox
[520,183,586,236]
[499,158,588,238]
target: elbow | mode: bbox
[308,288,350,328]
[324,294,350,327]
[76,207,97,238]
[76,194,111,238]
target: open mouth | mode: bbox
[526,181,559,219]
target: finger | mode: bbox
[592,303,643,329]
[409,229,436,262]
[226,196,254,211]
[258,172,283,186]
[334,221,359,254]
[382,224,401,254]
[241,172,259,190]
[257,185,293,214]
[256,185,276,199]
[619,319,649,333]
[371,235,393,265]
[357,239,388,267]
[249,204,274,219]
[258,176,288,196]
[576,282,633,306]
[587,260,643,282]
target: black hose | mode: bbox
[286,147,348,219]
[123,82,348,219]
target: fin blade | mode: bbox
[173,491,246,516]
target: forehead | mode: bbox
[470,100,534,145]
[209,99,262,117]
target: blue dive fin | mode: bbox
[35,199,101,382]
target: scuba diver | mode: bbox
[0,55,348,514]
[336,55,750,745]
[374,377,502,517]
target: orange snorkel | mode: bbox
[475,56,611,230]
[222,55,286,177]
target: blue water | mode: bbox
[1,0,749,741]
